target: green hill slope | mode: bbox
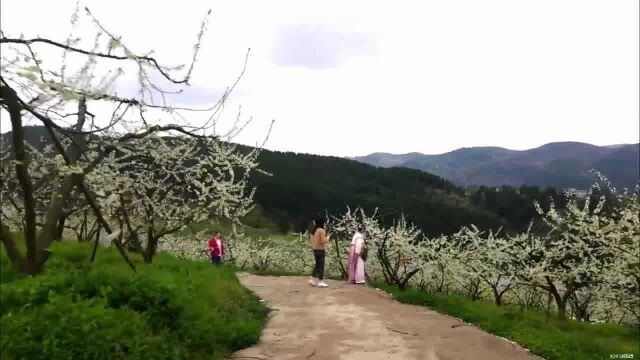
[249,148,505,235]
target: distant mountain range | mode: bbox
[352,142,640,190]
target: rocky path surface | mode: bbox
[231,274,539,360]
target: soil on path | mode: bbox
[231,274,539,360]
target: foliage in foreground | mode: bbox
[0,2,263,275]
[375,282,639,360]
[0,241,267,359]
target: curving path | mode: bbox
[231,274,540,360]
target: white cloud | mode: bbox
[271,24,377,69]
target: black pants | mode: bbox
[312,250,325,280]
[211,255,221,265]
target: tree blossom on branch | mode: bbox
[0,2,271,274]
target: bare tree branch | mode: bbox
[1,37,190,84]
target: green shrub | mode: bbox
[1,295,183,360]
[0,233,26,284]
[0,241,267,359]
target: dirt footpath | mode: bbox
[231,274,539,360]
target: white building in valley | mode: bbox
[565,188,588,199]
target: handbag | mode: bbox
[360,242,368,261]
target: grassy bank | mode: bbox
[0,241,267,359]
[184,216,294,244]
[374,283,639,360]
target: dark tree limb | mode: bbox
[0,79,38,269]
[25,102,138,272]
[39,97,88,248]
[1,37,191,84]
[89,223,102,263]
[120,200,144,255]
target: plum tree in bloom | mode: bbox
[415,234,456,294]
[0,3,268,273]
[91,136,261,263]
[223,230,315,274]
[156,231,210,262]
[445,227,486,301]
[152,186,637,325]
[514,193,617,320]
[451,226,521,305]
[1,143,58,231]
[597,181,640,325]
[375,215,425,291]
[327,207,426,286]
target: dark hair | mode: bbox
[313,218,325,233]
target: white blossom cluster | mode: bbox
[157,230,318,275]
[1,133,262,263]
[1,3,274,275]
[81,136,261,261]
[1,141,62,231]
[159,176,638,325]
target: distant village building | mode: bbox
[565,188,588,199]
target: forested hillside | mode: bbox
[248,149,506,235]
[8,126,578,236]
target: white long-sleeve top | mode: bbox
[352,231,364,254]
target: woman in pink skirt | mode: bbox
[347,225,366,284]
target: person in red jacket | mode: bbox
[208,232,225,265]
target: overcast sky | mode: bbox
[1,0,638,157]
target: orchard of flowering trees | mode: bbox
[167,174,638,326]
[1,2,637,331]
[1,4,269,273]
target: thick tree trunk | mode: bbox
[570,294,592,322]
[54,214,67,241]
[399,268,420,291]
[34,96,136,272]
[544,293,553,319]
[39,97,87,247]
[0,82,47,273]
[556,296,568,320]
[492,286,503,306]
[120,203,144,255]
[143,234,158,264]
[468,279,482,301]
[490,281,515,307]
[437,264,446,293]
[39,178,75,245]
[545,277,571,321]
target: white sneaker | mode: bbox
[317,281,329,288]
[308,278,318,286]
